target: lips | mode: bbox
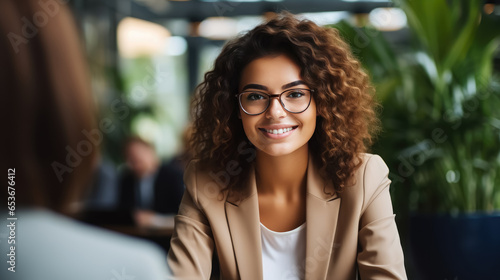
[258,125,298,135]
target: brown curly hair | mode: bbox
[190,12,379,195]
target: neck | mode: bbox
[255,144,309,198]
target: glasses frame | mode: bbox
[235,88,315,116]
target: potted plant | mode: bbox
[333,0,500,279]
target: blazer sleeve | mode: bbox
[357,155,407,279]
[167,163,214,280]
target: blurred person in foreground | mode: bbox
[0,1,169,279]
[118,136,184,228]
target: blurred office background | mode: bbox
[50,0,500,279]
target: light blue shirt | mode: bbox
[0,209,170,280]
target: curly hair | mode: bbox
[190,12,379,196]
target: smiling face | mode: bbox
[238,54,317,157]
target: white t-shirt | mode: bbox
[261,222,306,280]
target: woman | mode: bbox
[0,1,169,279]
[168,12,407,280]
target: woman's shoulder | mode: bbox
[352,153,391,187]
[184,160,218,187]
[356,153,390,175]
[183,160,227,202]
[341,153,391,202]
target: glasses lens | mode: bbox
[239,89,312,115]
[239,92,269,114]
[281,89,312,113]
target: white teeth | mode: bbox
[265,127,293,134]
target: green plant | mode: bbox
[333,0,500,213]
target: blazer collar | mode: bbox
[305,156,338,201]
[304,157,341,279]
[225,155,341,280]
[225,164,262,280]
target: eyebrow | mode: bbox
[241,80,307,92]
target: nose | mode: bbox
[265,97,287,119]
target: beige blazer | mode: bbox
[167,153,407,280]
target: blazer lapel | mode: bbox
[305,158,341,280]
[225,165,263,280]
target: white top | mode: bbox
[260,222,306,280]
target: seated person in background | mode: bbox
[83,155,119,210]
[0,1,170,279]
[118,137,185,228]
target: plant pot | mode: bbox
[409,213,500,280]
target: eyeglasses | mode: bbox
[236,88,314,115]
